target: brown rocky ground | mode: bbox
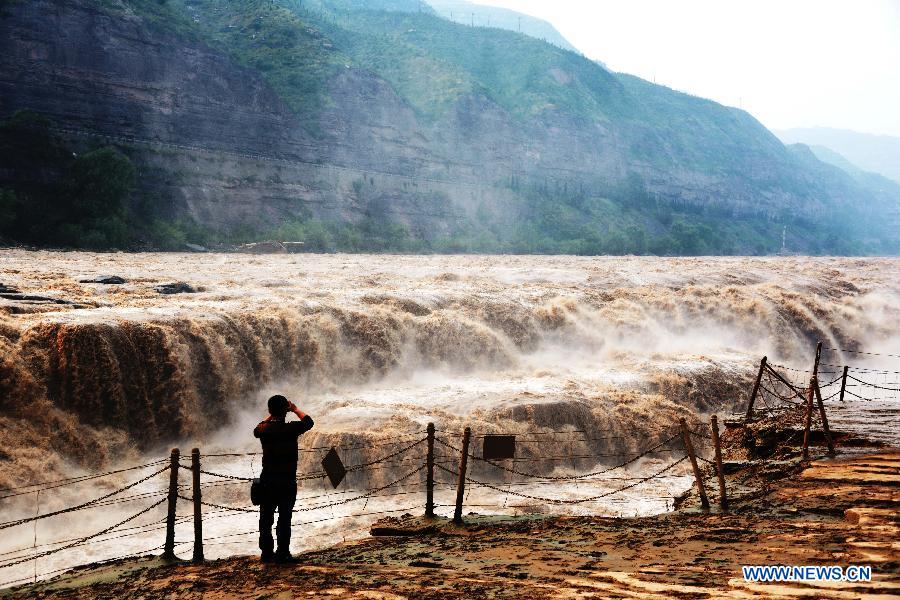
[2,450,897,599]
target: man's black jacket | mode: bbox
[253,415,314,479]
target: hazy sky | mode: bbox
[476,0,900,137]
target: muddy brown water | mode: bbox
[1,252,897,585]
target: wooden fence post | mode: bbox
[812,341,822,379]
[802,379,815,460]
[679,419,709,509]
[710,416,727,508]
[162,448,179,560]
[453,427,471,525]
[813,381,835,456]
[838,366,849,402]
[191,448,204,563]
[425,423,435,518]
[745,356,767,422]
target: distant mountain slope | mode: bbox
[804,144,865,177]
[0,0,898,254]
[776,127,900,184]
[426,0,580,53]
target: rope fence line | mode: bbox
[846,375,900,392]
[435,433,681,482]
[820,363,900,375]
[751,355,896,414]
[823,347,900,359]
[437,457,688,505]
[0,497,167,570]
[1,422,707,586]
[189,436,427,484]
[202,433,429,458]
[179,464,427,516]
[3,343,878,587]
[0,459,169,499]
[0,466,169,531]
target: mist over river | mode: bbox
[1,252,898,585]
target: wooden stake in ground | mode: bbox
[812,341,822,379]
[163,448,179,561]
[745,356,767,422]
[191,448,204,563]
[813,381,835,456]
[425,422,435,518]
[453,427,471,525]
[679,418,709,509]
[710,416,727,508]
[802,379,815,460]
[838,366,849,403]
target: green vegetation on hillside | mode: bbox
[0,109,873,255]
[1,0,894,254]
[0,111,135,248]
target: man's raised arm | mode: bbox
[288,401,314,433]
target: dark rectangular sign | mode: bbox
[483,435,516,460]
[321,447,347,489]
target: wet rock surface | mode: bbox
[153,282,196,295]
[78,276,127,285]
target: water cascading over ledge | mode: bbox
[1,253,897,490]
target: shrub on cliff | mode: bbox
[0,189,18,237]
[0,110,138,248]
[64,147,135,222]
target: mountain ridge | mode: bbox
[426,0,580,53]
[0,0,897,254]
[776,127,900,185]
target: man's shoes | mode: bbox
[260,552,275,563]
[273,552,300,564]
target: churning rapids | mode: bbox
[1,251,898,585]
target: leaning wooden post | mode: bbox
[812,341,822,378]
[191,448,204,563]
[425,423,435,518]
[162,448,180,560]
[679,418,709,509]
[813,380,835,456]
[452,427,471,525]
[802,379,815,460]
[710,416,727,508]
[745,356,767,422]
[838,366,849,402]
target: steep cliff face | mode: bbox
[0,0,308,155]
[0,0,508,233]
[0,0,896,252]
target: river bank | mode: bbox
[4,448,897,599]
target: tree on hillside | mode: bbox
[64,147,135,221]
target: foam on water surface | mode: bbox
[0,252,897,585]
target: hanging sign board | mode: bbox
[322,447,347,489]
[483,435,516,460]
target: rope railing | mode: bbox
[189,436,427,484]
[5,344,874,590]
[846,375,900,392]
[0,459,169,500]
[0,466,169,531]
[821,363,900,374]
[182,464,427,516]
[435,432,681,482]
[1,421,719,587]
[202,432,429,457]
[436,457,688,505]
[0,497,167,570]
[823,347,900,359]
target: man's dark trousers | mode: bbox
[259,478,297,557]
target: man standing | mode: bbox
[254,394,314,563]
